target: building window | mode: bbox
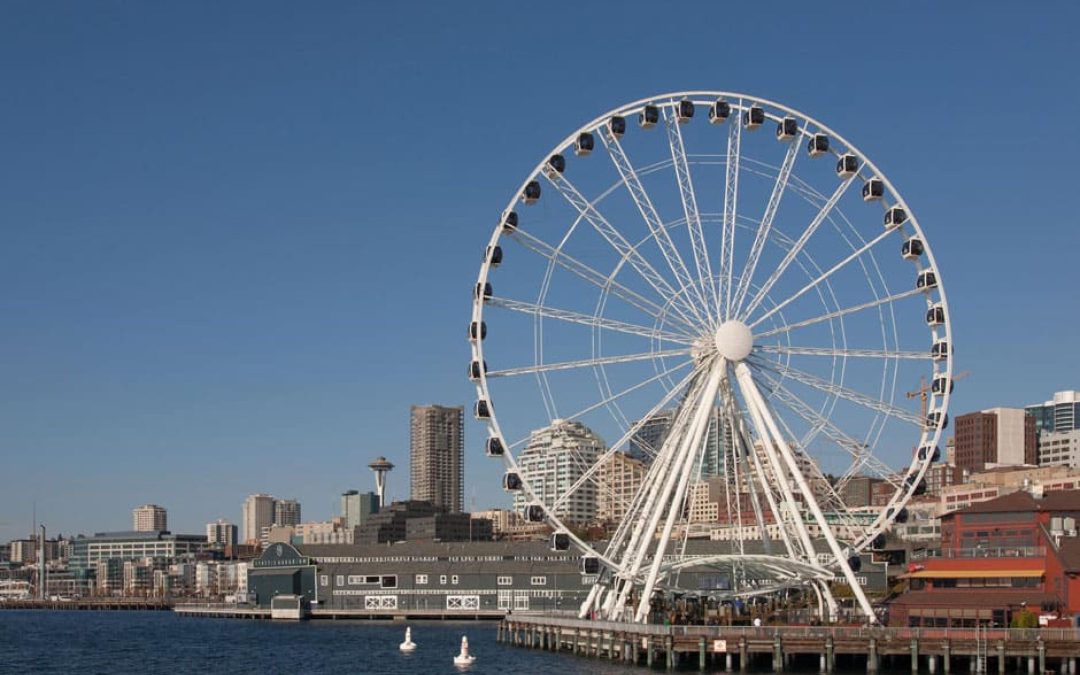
[347,575,363,585]
[530,576,547,586]
[381,575,397,589]
[415,574,428,585]
[451,575,459,585]
[335,575,345,587]
[320,575,329,587]
[440,575,447,585]
[497,576,512,586]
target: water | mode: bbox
[0,611,628,674]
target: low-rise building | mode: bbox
[1038,430,1080,469]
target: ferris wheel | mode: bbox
[468,92,954,623]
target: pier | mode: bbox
[173,602,503,621]
[0,599,172,611]
[499,614,1080,674]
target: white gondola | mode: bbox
[484,436,504,457]
[807,133,829,156]
[608,115,626,137]
[580,555,600,575]
[550,531,570,551]
[916,270,937,291]
[925,409,948,431]
[474,282,492,301]
[862,177,884,202]
[917,444,942,462]
[742,105,764,129]
[486,245,502,267]
[901,237,924,260]
[708,99,731,124]
[468,320,486,342]
[836,153,859,178]
[925,303,945,326]
[502,471,522,491]
[500,210,517,233]
[931,340,949,361]
[675,99,695,123]
[468,360,486,382]
[775,117,797,141]
[574,132,594,156]
[474,399,491,420]
[931,376,953,395]
[546,154,565,175]
[522,180,541,204]
[525,503,545,522]
[884,206,907,229]
[639,104,659,128]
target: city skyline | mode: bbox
[3,3,1080,542]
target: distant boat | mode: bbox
[453,635,475,666]
[400,626,417,652]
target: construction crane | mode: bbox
[907,370,970,418]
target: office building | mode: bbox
[242,494,275,545]
[69,531,208,586]
[206,519,238,547]
[132,504,167,532]
[274,499,302,527]
[1026,390,1080,434]
[953,408,1037,472]
[341,490,379,529]
[410,404,464,512]
[628,408,728,478]
[1037,429,1080,469]
[596,451,647,524]
[514,419,605,525]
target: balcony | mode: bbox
[912,546,1046,560]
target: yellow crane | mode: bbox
[907,370,970,418]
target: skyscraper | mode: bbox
[132,504,167,532]
[1025,390,1080,434]
[273,499,302,527]
[629,407,728,478]
[206,519,238,547]
[954,408,1037,471]
[410,404,464,512]
[241,494,275,545]
[514,419,605,525]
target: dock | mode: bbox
[173,602,503,621]
[0,599,172,611]
[499,614,1080,674]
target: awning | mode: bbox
[907,569,1044,579]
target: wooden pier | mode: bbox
[0,598,172,611]
[499,614,1080,674]
[173,603,503,621]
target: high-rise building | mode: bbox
[954,408,1037,472]
[596,451,647,523]
[514,419,605,525]
[410,404,464,512]
[1037,429,1080,469]
[341,490,379,529]
[628,407,728,478]
[1026,390,1080,434]
[241,494,275,545]
[205,519,238,547]
[273,499,302,527]
[132,504,167,532]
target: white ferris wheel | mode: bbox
[468,92,954,624]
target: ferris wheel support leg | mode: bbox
[578,583,604,619]
[734,362,878,624]
[633,362,726,623]
[812,579,838,623]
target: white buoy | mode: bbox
[453,635,476,666]
[399,626,417,652]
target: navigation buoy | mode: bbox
[400,626,416,652]
[453,635,476,666]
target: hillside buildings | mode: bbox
[206,519,238,548]
[241,494,275,546]
[341,490,379,529]
[514,419,605,525]
[1026,390,1080,435]
[596,452,647,524]
[410,404,464,512]
[132,504,167,532]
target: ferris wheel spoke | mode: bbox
[754,288,923,340]
[541,171,703,330]
[749,356,922,426]
[720,108,742,319]
[486,296,695,344]
[754,344,930,360]
[664,109,719,320]
[486,347,692,379]
[748,227,897,329]
[506,228,700,335]
[599,127,712,325]
[741,175,857,321]
[548,366,698,513]
[730,137,800,318]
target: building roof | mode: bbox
[1059,538,1080,572]
[888,590,1059,609]
[948,489,1080,517]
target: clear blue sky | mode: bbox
[1,2,1078,542]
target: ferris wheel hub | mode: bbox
[714,320,753,361]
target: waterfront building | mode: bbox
[206,519,238,548]
[0,543,9,563]
[1026,390,1080,434]
[889,489,1080,627]
[953,408,1037,471]
[341,490,379,529]
[1038,429,1080,469]
[274,499,302,527]
[69,531,208,588]
[596,452,647,524]
[514,419,604,525]
[242,494,275,545]
[132,504,167,532]
[940,465,1080,514]
[410,404,464,512]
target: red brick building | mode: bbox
[888,490,1080,627]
